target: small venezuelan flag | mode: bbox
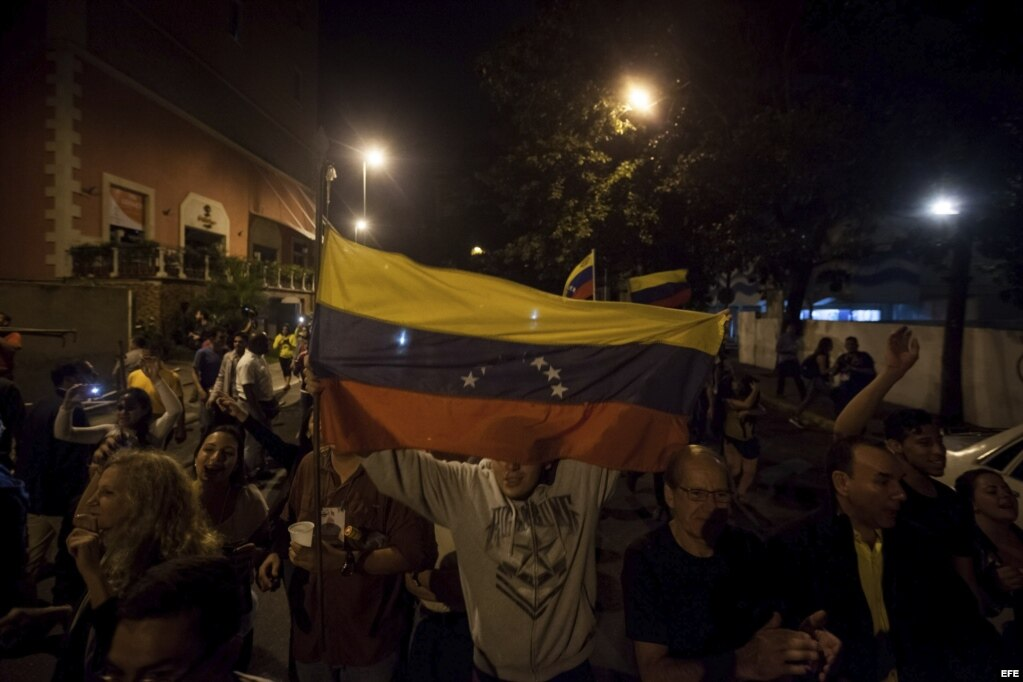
[311,231,725,471]
[562,251,595,300]
[628,269,692,308]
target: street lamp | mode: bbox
[362,147,386,219]
[927,193,968,424]
[470,245,485,256]
[929,196,960,216]
[354,218,369,244]
[623,80,656,115]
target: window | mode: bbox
[293,242,310,268]
[800,308,882,322]
[103,175,154,244]
[252,245,277,263]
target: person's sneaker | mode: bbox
[788,417,805,429]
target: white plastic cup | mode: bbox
[288,521,315,547]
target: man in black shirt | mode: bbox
[621,445,838,681]
[17,361,97,600]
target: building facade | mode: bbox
[0,0,319,287]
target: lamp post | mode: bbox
[362,147,385,219]
[354,218,368,245]
[929,195,968,425]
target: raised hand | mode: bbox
[62,383,87,409]
[140,356,161,382]
[885,326,920,377]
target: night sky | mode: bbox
[319,1,536,263]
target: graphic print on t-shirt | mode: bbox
[484,494,580,619]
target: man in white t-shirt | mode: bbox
[234,333,274,477]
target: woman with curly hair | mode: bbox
[53,449,221,680]
[54,357,182,468]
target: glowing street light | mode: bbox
[625,83,655,114]
[929,196,960,216]
[470,245,485,256]
[362,147,386,218]
[354,218,368,244]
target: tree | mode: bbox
[198,257,268,333]
[476,0,882,313]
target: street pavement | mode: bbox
[2,360,839,681]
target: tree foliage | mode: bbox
[475,0,1023,314]
[197,257,268,333]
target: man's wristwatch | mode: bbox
[340,550,356,576]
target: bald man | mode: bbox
[621,446,838,681]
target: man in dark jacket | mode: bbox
[771,436,1000,681]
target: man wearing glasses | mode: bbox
[621,445,839,681]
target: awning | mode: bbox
[252,166,316,239]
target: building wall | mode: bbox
[84,0,318,186]
[737,312,1023,429]
[75,59,259,255]
[1,1,318,281]
[0,5,55,281]
[0,280,130,403]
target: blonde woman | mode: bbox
[55,449,221,680]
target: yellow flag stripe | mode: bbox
[317,231,725,353]
[629,269,688,292]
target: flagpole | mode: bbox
[591,249,598,301]
[311,135,336,647]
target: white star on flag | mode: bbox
[544,366,561,382]
[530,356,548,370]
[550,384,568,399]
[461,372,478,388]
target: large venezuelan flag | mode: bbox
[312,231,726,471]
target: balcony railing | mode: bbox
[68,243,315,292]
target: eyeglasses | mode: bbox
[675,486,733,504]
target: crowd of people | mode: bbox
[0,318,1020,682]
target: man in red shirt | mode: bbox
[0,312,22,381]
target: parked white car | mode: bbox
[941,423,1023,525]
